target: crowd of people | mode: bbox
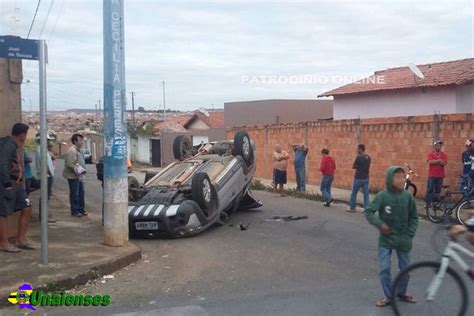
[0,122,88,253]
[271,139,474,209]
[271,138,473,307]
[1,120,473,307]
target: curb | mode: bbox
[0,247,141,307]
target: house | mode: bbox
[319,58,474,120]
[128,110,227,166]
[224,99,334,127]
[160,110,226,165]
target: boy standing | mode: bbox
[364,166,419,307]
[320,149,336,207]
[347,144,371,212]
[425,140,448,209]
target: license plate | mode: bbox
[135,221,158,231]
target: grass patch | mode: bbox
[250,179,325,202]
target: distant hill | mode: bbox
[66,109,98,113]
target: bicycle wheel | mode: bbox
[391,261,468,316]
[426,198,445,223]
[456,199,474,226]
[406,183,417,197]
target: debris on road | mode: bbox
[161,255,169,258]
[267,215,308,222]
[239,223,250,231]
[100,275,113,284]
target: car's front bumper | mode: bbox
[128,200,208,238]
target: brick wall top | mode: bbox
[228,113,473,132]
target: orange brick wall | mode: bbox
[228,114,473,198]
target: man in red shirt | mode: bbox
[320,148,336,207]
[425,140,448,209]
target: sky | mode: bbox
[0,0,472,111]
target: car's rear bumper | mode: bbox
[128,200,209,238]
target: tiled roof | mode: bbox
[199,111,225,128]
[183,111,225,129]
[319,58,474,97]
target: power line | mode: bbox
[47,0,65,42]
[27,0,42,39]
[38,0,55,39]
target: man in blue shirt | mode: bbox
[461,139,474,194]
[292,144,309,192]
[24,150,34,195]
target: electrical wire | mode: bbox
[27,0,42,39]
[38,0,55,39]
[47,0,65,42]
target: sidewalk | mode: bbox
[0,187,141,306]
[255,177,426,211]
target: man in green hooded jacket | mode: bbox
[364,166,419,308]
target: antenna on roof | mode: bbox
[198,108,210,117]
[408,63,425,79]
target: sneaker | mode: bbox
[81,212,88,217]
[72,213,83,218]
[346,208,357,213]
[323,202,330,207]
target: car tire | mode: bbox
[233,131,254,167]
[173,135,193,160]
[128,176,140,202]
[192,173,217,215]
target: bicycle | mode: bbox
[404,163,419,197]
[426,176,474,226]
[391,220,474,316]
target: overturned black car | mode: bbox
[127,131,262,238]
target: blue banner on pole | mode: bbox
[103,0,127,178]
[0,35,39,60]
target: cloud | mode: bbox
[0,0,472,111]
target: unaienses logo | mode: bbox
[8,283,111,311]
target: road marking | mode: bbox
[143,204,155,217]
[112,305,209,316]
[153,204,165,216]
[134,205,146,217]
[166,205,180,216]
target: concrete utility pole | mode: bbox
[98,99,102,133]
[130,91,136,134]
[103,0,128,246]
[162,81,166,124]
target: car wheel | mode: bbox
[128,176,140,202]
[192,173,217,215]
[173,135,193,160]
[233,131,254,167]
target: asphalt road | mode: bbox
[33,162,473,316]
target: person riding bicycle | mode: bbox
[461,138,474,196]
[364,166,419,308]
